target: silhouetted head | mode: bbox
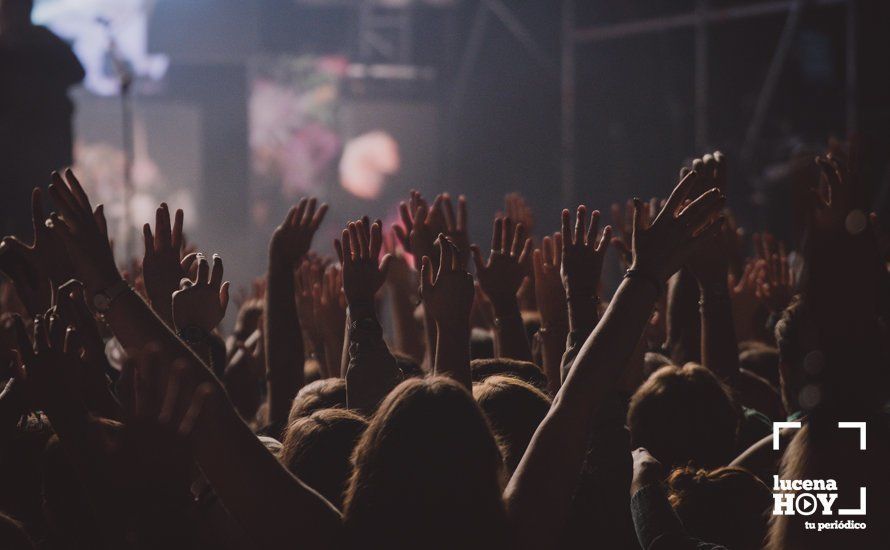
[473,375,551,473]
[471,358,548,392]
[279,408,367,508]
[667,466,772,550]
[628,363,740,468]
[774,297,822,415]
[288,377,347,424]
[343,376,508,549]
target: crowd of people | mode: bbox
[0,144,888,549]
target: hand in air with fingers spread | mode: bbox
[393,190,439,271]
[629,170,726,287]
[142,203,188,324]
[560,205,612,305]
[46,169,121,296]
[421,235,475,330]
[269,197,329,269]
[435,193,470,268]
[337,219,392,315]
[0,188,74,314]
[172,254,230,333]
[470,217,532,313]
[532,233,567,331]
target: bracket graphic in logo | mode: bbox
[771,421,867,516]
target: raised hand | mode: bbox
[728,259,762,341]
[269,198,328,268]
[683,150,727,197]
[504,192,535,237]
[0,188,73,315]
[172,254,230,332]
[54,280,121,418]
[46,169,121,297]
[561,206,611,306]
[629,171,725,287]
[295,256,325,351]
[611,198,657,268]
[393,190,438,271]
[311,265,347,378]
[421,235,475,329]
[533,233,567,330]
[312,266,346,342]
[337,219,392,315]
[471,217,532,313]
[471,217,532,360]
[12,312,84,417]
[435,193,470,268]
[754,240,795,313]
[142,203,191,325]
[532,233,568,394]
[421,236,474,388]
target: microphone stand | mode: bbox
[100,19,136,260]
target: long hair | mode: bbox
[343,377,509,549]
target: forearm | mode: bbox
[265,261,305,427]
[699,280,740,383]
[664,270,701,364]
[567,295,598,337]
[538,328,567,395]
[434,321,472,390]
[389,284,425,362]
[504,278,657,547]
[345,304,402,414]
[191,390,342,549]
[492,299,532,361]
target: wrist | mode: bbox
[624,267,665,298]
[491,296,521,319]
[347,301,376,321]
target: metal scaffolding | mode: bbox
[560,0,857,204]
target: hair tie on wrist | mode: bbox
[624,268,664,298]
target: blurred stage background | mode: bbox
[32,0,890,289]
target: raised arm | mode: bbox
[559,206,612,382]
[171,253,230,367]
[504,172,725,548]
[338,220,402,414]
[264,199,328,430]
[421,236,475,389]
[532,234,568,394]
[471,217,533,361]
[141,204,188,327]
[38,170,342,548]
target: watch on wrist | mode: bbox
[92,279,130,313]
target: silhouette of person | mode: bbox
[0,0,84,237]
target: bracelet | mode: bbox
[624,268,664,298]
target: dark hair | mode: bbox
[628,363,740,468]
[471,358,548,392]
[279,408,368,508]
[473,375,551,473]
[288,378,347,424]
[343,377,508,549]
[667,466,772,550]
